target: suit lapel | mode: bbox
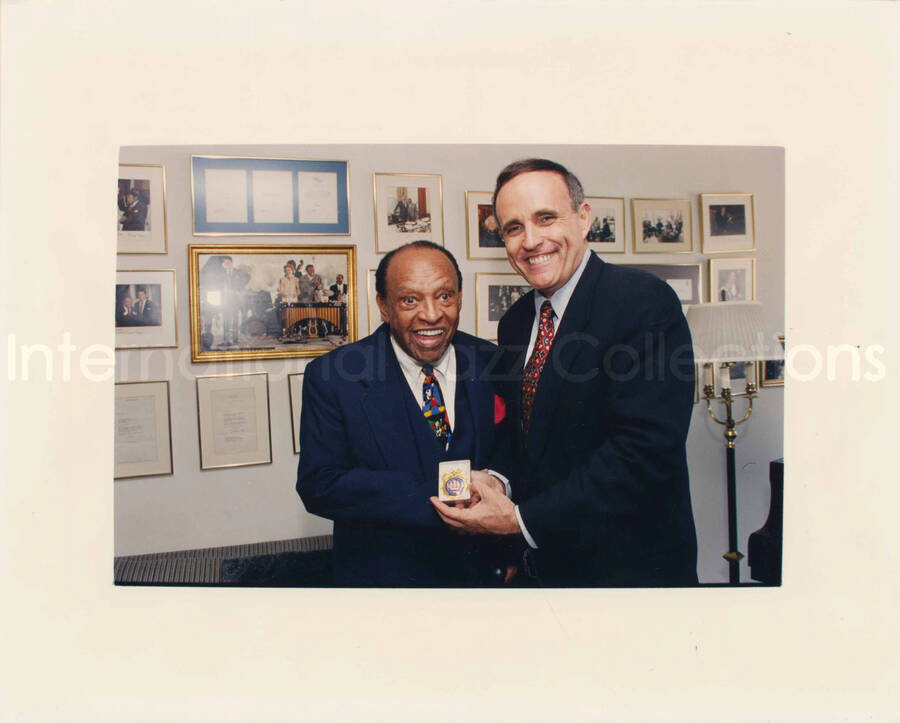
[455,339,486,463]
[526,254,604,459]
[360,328,433,477]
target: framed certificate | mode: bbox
[196,372,272,470]
[191,155,350,235]
[114,381,173,479]
[373,172,444,252]
[117,163,168,254]
[619,263,702,312]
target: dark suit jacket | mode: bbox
[493,254,698,587]
[296,325,503,587]
[328,283,347,300]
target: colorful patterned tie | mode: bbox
[521,300,555,437]
[422,365,452,448]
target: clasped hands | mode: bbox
[429,469,520,536]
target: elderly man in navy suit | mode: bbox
[432,159,698,587]
[297,241,507,586]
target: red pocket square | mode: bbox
[493,394,507,424]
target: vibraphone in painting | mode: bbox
[283,303,344,334]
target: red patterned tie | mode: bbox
[521,300,555,437]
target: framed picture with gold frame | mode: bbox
[373,173,444,253]
[366,268,381,335]
[288,372,305,455]
[118,163,168,254]
[190,155,350,236]
[708,256,756,303]
[114,380,174,479]
[188,244,357,363]
[585,196,626,253]
[700,193,755,253]
[759,334,786,387]
[474,272,532,341]
[115,269,178,349]
[465,190,505,259]
[196,372,272,470]
[631,198,693,253]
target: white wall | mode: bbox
[115,143,784,583]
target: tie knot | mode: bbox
[540,300,554,320]
[421,364,434,376]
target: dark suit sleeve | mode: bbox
[517,282,695,550]
[296,358,443,529]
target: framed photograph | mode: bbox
[288,372,304,455]
[366,268,381,335]
[631,198,693,253]
[191,155,350,236]
[585,196,626,253]
[196,372,272,470]
[619,263,702,311]
[118,163,168,254]
[188,244,357,363]
[465,191,505,259]
[115,269,177,349]
[709,257,756,303]
[474,272,532,341]
[373,173,444,253]
[700,193,755,253]
[759,334,786,387]
[114,381,173,479]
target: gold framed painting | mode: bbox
[631,198,693,253]
[373,172,444,253]
[188,244,357,362]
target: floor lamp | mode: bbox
[684,302,784,585]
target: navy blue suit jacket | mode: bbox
[493,254,699,587]
[297,326,502,586]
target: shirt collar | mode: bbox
[389,333,455,378]
[533,247,592,322]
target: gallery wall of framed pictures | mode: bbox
[114,143,784,561]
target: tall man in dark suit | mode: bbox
[297,241,507,586]
[432,159,698,587]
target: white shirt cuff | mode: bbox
[487,470,511,498]
[515,505,538,549]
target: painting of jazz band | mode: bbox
[198,254,349,351]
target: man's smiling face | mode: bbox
[495,170,591,297]
[377,246,461,365]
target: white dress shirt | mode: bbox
[515,248,593,549]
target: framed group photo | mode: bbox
[709,257,756,303]
[196,372,272,471]
[700,193,755,253]
[620,263,702,311]
[474,272,532,341]
[190,155,350,236]
[465,190,505,259]
[188,244,357,363]
[115,269,178,349]
[631,198,693,253]
[114,380,173,480]
[373,173,444,253]
[585,196,625,253]
[117,163,168,254]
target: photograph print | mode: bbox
[374,173,444,252]
[631,198,693,253]
[189,244,357,362]
[117,163,167,254]
[700,193,755,253]
[475,272,532,340]
[465,191,506,259]
[709,257,756,303]
[585,196,625,253]
[115,269,177,349]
